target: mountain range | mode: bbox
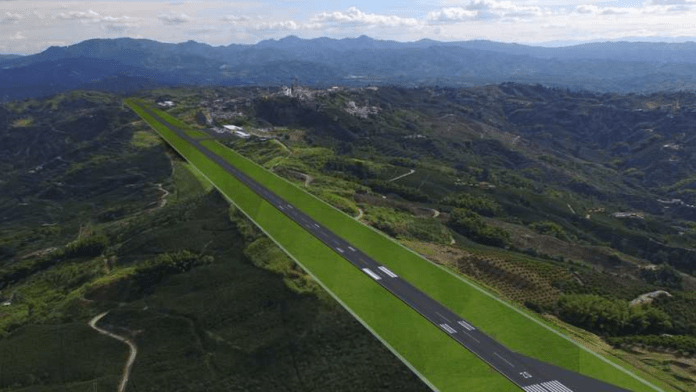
[3,35,696,100]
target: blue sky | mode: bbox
[2,0,696,54]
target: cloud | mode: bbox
[311,6,420,27]
[254,20,301,30]
[55,10,102,21]
[427,0,549,23]
[575,5,630,15]
[3,11,23,23]
[158,12,191,25]
[427,8,477,22]
[646,0,696,4]
[222,14,250,23]
[10,31,25,40]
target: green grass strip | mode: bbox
[128,99,675,392]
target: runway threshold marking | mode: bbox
[377,266,398,278]
[440,324,457,334]
[523,385,548,392]
[541,381,573,392]
[362,268,382,281]
[457,320,476,331]
[336,247,344,253]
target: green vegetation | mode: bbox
[130,130,162,148]
[11,117,34,128]
[529,221,570,241]
[129,99,673,392]
[448,208,510,247]
[608,335,696,355]
[128,99,519,391]
[442,193,501,216]
[557,294,672,336]
[363,206,450,244]
[0,92,439,392]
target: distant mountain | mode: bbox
[0,54,22,63]
[4,36,696,101]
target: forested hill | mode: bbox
[4,36,696,100]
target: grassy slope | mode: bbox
[127,100,673,392]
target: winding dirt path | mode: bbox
[155,183,170,209]
[388,168,415,182]
[88,312,138,392]
[355,208,364,220]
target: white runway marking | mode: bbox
[523,385,547,392]
[278,206,284,210]
[460,330,481,344]
[377,266,398,278]
[457,320,476,331]
[348,246,356,251]
[541,381,573,392]
[362,268,382,280]
[336,247,344,253]
[435,312,452,323]
[493,352,515,368]
[439,324,457,334]
[314,223,320,228]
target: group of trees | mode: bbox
[441,193,500,217]
[556,294,672,336]
[447,208,510,247]
[528,221,570,241]
[639,265,683,289]
[135,250,213,289]
[363,180,430,203]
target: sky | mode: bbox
[2,0,696,54]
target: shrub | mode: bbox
[447,208,509,247]
[441,193,501,216]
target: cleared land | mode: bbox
[127,99,675,392]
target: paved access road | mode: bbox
[141,106,632,392]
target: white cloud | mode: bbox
[428,0,549,22]
[10,31,25,40]
[646,0,696,4]
[311,6,420,27]
[55,10,102,21]
[222,14,250,23]
[254,20,300,30]
[575,5,631,15]
[158,13,191,25]
[3,11,23,23]
[427,8,477,22]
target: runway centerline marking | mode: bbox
[435,312,452,323]
[493,352,515,368]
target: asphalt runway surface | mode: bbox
[142,106,634,392]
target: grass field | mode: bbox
[127,99,676,392]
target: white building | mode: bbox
[223,125,244,132]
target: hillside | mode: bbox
[5,84,696,390]
[0,92,429,391]
[136,83,696,390]
[4,37,696,100]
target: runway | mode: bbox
[140,106,632,392]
